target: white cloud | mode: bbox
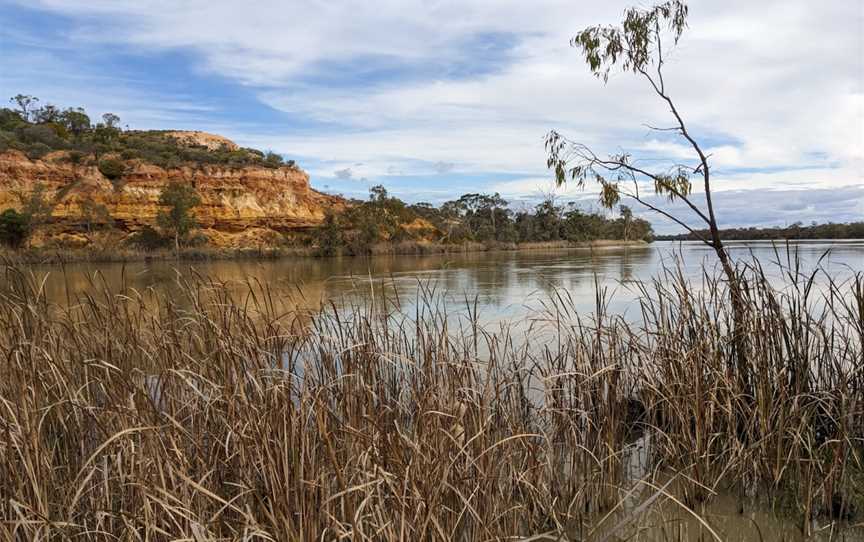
[238,0,861,194]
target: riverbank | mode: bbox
[1,260,861,540]
[0,239,649,264]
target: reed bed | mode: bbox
[0,258,861,541]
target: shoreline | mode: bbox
[0,239,650,265]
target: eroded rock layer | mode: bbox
[0,149,344,248]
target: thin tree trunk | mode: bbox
[710,229,749,394]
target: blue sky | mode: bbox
[1,0,861,232]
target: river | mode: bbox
[22,240,864,323]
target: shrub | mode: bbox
[0,108,25,131]
[44,122,69,140]
[157,183,201,250]
[316,211,344,256]
[18,124,64,148]
[126,226,169,250]
[25,142,51,160]
[0,208,30,247]
[66,151,85,165]
[98,158,126,180]
[263,151,284,167]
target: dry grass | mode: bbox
[0,257,861,540]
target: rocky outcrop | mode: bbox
[0,148,344,248]
[164,131,239,151]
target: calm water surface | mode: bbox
[29,240,864,324]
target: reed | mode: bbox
[0,257,861,540]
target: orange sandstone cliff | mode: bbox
[0,143,344,249]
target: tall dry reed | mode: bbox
[0,258,861,540]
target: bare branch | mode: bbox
[616,186,712,246]
[642,123,680,132]
[555,138,713,226]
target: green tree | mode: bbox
[93,116,121,155]
[316,210,344,256]
[157,183,201,251]
[5,183,53,248]
[61,108,91,137]
[101,113,121,129]
[19,183,52,228]
[80,200,112,236]
[444,193,513,242]
[532,198,562,241]
[0,209,29,248]
[10,94,38,121]
[544,1,747,374]
[620,205,633,241]
[33,104,62,124]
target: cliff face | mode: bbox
[0,149,343,248]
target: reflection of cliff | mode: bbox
[30,261,336,333]
[24,246,657,335]
[0,149,344,248]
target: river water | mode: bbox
[23,240,864,323]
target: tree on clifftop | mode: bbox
[157,183,201,252]
[62,108,91,137]
[101,113,121,129]
[10,94,38,121]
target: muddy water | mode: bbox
[588,433,864,541]
[593,492,864,541]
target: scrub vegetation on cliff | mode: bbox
[0,95,340,254]
[1,95,293,169]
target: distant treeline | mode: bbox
[656,221,864,241]
[317,186,653,255]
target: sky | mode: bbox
[1,0,862,233]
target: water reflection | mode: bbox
[23,241,863,325]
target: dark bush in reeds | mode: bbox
[0,258,861,540]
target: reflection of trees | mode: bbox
[23,243,862,342]
[31,245,651,331]
[507,247,652,300]
[617,246,652,282]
